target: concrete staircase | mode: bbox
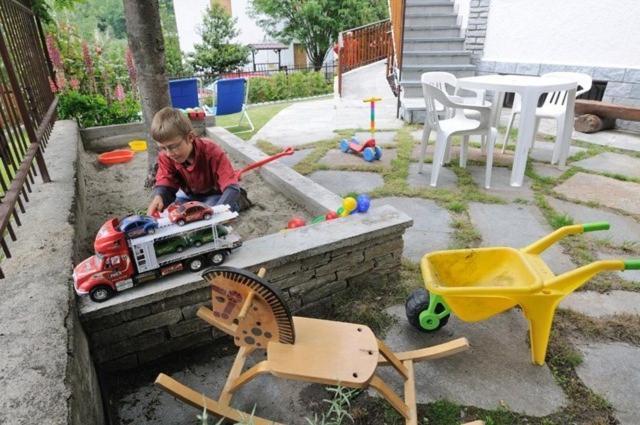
[399,0,475,123]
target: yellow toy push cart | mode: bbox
[405,222,640,365]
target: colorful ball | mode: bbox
[325,211,339,220]
[356,194,371,213]
[287,217,306,229]
[343,197,357,213]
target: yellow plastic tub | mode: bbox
[128,140,147,152]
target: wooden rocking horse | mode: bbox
[155,267,482,425]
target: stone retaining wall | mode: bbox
[78,127,411,372]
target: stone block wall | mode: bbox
[79,208,408,372]
[464,0,491,65]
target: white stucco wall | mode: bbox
[173,0,296,68]
[483,0,640,68]
[173,0,209,53]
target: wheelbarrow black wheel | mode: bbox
[405,288,450,332]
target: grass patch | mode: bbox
[215,102,292,140]
[255,139,283,155]
[450,215,482,249]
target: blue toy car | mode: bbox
[119,215,158,238]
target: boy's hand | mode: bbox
[147,195,164,217]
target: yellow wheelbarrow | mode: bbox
[405,222,640,365]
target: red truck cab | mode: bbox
[73,218,135,302]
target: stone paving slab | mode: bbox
[529,140,586,163]
[372,197,452,261]
[560,290,640,317]
[411,143,514,167]
[378,305,567,416]
[308,170,384,196]
[319,148,396,168]
[571,152,640,179]
[117,351,324,425]
[596,252,640,282]
[546,197,640,246]
[468,166,535,202]
[575,342,640,425]
[407,163,457,190]
[555,173,640,215]
[469,203,575,274]
[279,149,313,168]
[354,131,397,147]
[532,163,564,179]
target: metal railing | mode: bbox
[0,0,56,278]
[389,0,406,115]
[337,19,392,96]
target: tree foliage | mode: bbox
[189,4,250,75]
[249,0,388,70]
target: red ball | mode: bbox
[287,217,306,229]
[325,211,339,220]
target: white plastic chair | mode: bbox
[501,72,592,158]
[418,72,489,172]
[421,76,498,188]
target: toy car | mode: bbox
[339,137,382,162]
[119,214,158,238]
[167,201,213,226]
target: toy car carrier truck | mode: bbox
[73,204,242,302]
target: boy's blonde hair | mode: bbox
[150,107,194,143]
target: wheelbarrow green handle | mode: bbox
[583,222,610,232]
[523,222,610,255]
[625,259,640,270]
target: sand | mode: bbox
[78,148,311,259]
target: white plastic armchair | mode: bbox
[422,80,497,188]
[419,72,491,171]
[501,72,592,160]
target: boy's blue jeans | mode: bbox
[175,185,240,212]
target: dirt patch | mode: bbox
[78,148,311,259]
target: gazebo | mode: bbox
[247,42,288,71]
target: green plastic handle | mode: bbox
[624,260,640,270]
[583,222,610,232]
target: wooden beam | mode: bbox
[575,99,640,121]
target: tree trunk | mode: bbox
[123,0,171,187]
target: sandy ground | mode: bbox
[79,148,310,258]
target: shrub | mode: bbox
[57,90,140,128]
[247,71,332,104]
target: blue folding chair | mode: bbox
[203,78,254,133]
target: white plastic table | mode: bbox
[457,75,577,187]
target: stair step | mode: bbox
[404,37,465,50]
[405,3,456,14]
[400,71,476,97]
[405,14,458,26]
[404,26,461,37]
[403,50,472,65]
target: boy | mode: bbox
[146,107,244,216]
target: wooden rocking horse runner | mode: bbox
[155,267,483,425]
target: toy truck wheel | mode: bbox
[188,257,204,272]
[176,245,185,253]
[209,251,226,266]
[339,139,350,153]
[146,227,155,235]
[204,213,212,220]
[405,288,450,332]
[374,146,383,160]
[178,219,186,226]
[363,147,375,162]
[90,285,114,303]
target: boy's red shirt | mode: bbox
[155,137,238,195]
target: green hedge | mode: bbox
[247,71,332,104]
[57,91,141,128]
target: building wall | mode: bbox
[465,0,640,131]
[482,0,640,68]
[173,0,298,68]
